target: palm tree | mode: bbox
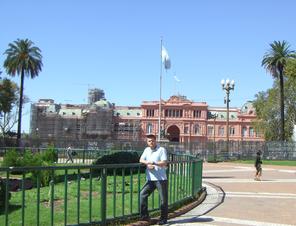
[262,40,296,141]
[3,39,43,145]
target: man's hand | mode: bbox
[147,164,155,170]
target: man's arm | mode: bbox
[139,158,153,166]
[153,160,167,168]
[154,148,168,167]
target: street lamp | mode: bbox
[221,79,235,157]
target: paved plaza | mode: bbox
[168,162,296,226]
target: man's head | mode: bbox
[146,134,157,148]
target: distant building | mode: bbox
[140,95,263,143]
[30,89,264,143]
[30,89,114,141]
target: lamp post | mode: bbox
[221,79,235,157]
[212,113,218,162]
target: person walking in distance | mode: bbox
[254,150,263,181]
[139,134,168,225]
[66,146,74,163]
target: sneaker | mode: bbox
[158,219,167,225]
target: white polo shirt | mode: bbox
[140,145,167,181]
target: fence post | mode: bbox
[196,160,203,192]
[83,149,86,164]
[101,168,107,225]
[191,161,196,197]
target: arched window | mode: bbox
[194,124,200,135]
[208,126,213,136]
[230,127,235,136]
[249,127,254,137]
[146,123,153,134]
[242,127,247,137]
[218,126,224,136]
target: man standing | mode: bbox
[139,134,168,225]
[254,150,263,181]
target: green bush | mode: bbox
[31,161,53,187]
[2,149,24,174]
[40,146,58,163]
[92,151,143,175]
[2,149,56,186]
[2,149,22,167]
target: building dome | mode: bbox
[241,101,255,115]
[92,99,113,109]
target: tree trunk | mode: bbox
[279,71,285,141]
[17,70,25,147]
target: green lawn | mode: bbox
[0,170,191,225]
[0,173,150,226]
[233,160,296,166]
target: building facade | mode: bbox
[30,89,264,143]
[30,89,114,141]
[140,95,263,143]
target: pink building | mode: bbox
[140,95,264,143]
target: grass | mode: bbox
[0,173,148,226]
[232,160,296,166]
[0,169,192,225]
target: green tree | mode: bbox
[0,78,18,137]
[261,40,296,141]
[254,59,296,141]
[3,39,43,144]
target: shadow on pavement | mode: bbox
[168,216,214,225]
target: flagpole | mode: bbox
[158,38,163,141]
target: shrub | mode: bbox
[41,146,58,163]
[1,149,22,167]
[2,149,24,174]
[2,149,56,186]
[31,161,53,187]
[92,151,143,175]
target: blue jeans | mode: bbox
[140,180,168,220]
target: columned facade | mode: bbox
[140,95,263,143]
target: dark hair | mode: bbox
[256,150,261,155]
[146,134,156,139]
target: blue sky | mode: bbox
[1,0,296,132]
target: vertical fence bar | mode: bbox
[151,188,155,209]
[173,164,176,203]
[21,172,25,226]
[189,162,192,196]
[130,168,133,214]
[169,164,172,204]
[101,168,107,226]
[180,163,183,199]
[177,163,180,201]
[36,173,40,226]
[77,169,81,224]
[191,161,196,197]
[137,166,141,213]
[64,169,68,226]
[89,169,93,223]
[186,162,189,196]
[83,149,86,164]
[196,160,203,191]
[122,168,125,216]
[5,171,10,226]
[113,169,116,218]
[50,170,54,226]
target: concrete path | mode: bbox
[167,162,296,226]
